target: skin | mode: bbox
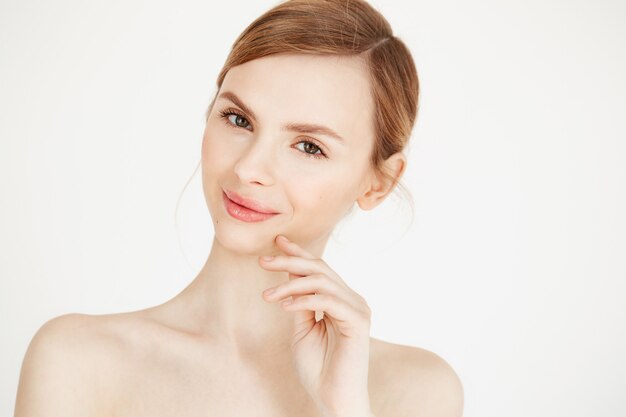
[14,53,463,417]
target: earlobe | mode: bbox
[356,152,406,211]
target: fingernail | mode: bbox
[263,287,275,295]
[278,235,289,242]
[262,255,274,261]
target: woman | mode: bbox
[15,0,463,416]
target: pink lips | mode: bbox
[222,189,279,223]
[224,189,278,213]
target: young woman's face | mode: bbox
[201,53,376,254]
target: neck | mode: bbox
[166,233,330,358]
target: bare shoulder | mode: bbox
[369,337,464,417]
[14,312,153,417]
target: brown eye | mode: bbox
[231,114,250,129]
[295,141,327,159]
[303,142,319,154]
[218,109,253,131]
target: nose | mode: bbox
[233,135,276,186]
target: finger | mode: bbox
[271,235,351,288]
[281,294,370,338]
[263,274,369,316]
[259,255,350,291]
[259,254,327,277]
[263,273,348,303]
[274,234,316,260]
[274,234,313,258]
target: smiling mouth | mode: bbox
[222,191,280,223]
[223,189,279,214]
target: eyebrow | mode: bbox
[217,91,345,143]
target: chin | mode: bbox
[211,212,284,256]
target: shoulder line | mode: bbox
[370,338,464,417]
[15,313,122,415]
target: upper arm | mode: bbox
[14,314,99,417]
[384,347,464,417]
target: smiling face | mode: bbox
[201,53,378,255]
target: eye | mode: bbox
[218,108,252,130]
[217,107,328,160]
[294,141,327,159]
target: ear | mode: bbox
[356,152,407,211]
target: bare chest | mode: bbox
[105,348,331,417]
[96,327,392,417]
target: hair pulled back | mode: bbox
[206,0,419,214]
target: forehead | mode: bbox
[219,53,374,143]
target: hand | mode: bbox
[259,234,374,417]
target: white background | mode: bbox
[1,1,625,416]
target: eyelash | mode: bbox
[217,108,328,160]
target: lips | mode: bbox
[223,189,279,214]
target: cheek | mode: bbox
[285,173,354,222]
[201,129,236,175]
